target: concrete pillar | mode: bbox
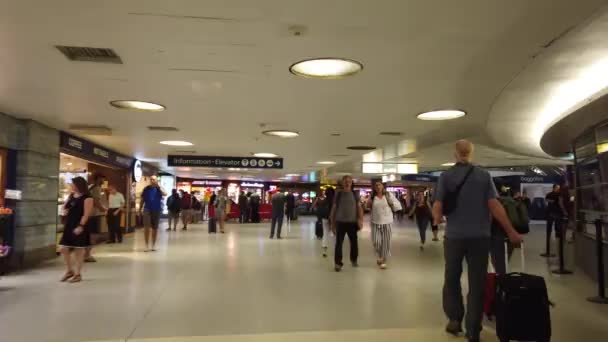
[1,112,59,268]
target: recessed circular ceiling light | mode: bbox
[159,141,194,146]
[289,58,363,79]
[442,162,456,167]
[317,161,336,165]
[347,146,376,151]
[262,130,299,138]
[110,100,165,112]
[252,152,279,158]
[417,110,466,121]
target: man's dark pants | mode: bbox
[334,222,359,266]
[270,214,284,238]
[107,212,122,243]
[443,237,490,337]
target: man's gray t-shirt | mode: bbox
[435,163,498,239]
[271,193,286,216]
[335,191,358,223]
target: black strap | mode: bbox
[454,165,474,196]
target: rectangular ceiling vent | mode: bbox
[174,150,196,154]
[148,126,179,132]
[69,124,113,136]
[55,45,123,64]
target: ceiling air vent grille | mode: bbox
[69,125,112,136]
[55,46,123,64]
[379,132,403,136]
[148,126,179,132]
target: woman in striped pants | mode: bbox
[369,181,397,269]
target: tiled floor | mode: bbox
[1,217,607,342]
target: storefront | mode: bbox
[58,132,134,244]
[0,147,15,263]
[493,175,564,220]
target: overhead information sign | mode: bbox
[168,155,284,169]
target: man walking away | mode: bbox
[270,189,286,239]
[106,185,125,243]
[543,184,566,257]
[238,191,249,224]
[285,192,296,222]
[166,189,181,231]
[140,177,165,252]
[180,190,193,230]
[433,140,522,342]
[330,175,363,272]
[86,174,107,262]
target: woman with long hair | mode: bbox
[59,177,94,283]
[368,181,396,269]
[408,191,435,250]
[311,187,336,257]
[215,188,229,234]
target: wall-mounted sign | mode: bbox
[401,174,438,183]
[241,182,264,188]
[60,132,133,169]
[132,160,143,182]
[168,155,283,169]
[192,180,223,186]
[4,189,22,200]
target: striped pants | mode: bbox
[372,223,392,259]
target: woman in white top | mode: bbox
[368,180,398,269]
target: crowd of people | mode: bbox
[58,140,570,342]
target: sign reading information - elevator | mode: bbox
[167,155,284,169]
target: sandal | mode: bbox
[60,271,74,282]
[68,274,82,283]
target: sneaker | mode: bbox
[445,321,463,336]
[84,256,97,263]
[151,247,157,252]
[269,236,274,239]
[351,261,359,268]
[322,252,327,258]
[335,264,343,272]
[432,237,439,242]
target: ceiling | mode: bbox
[1,0,607,180]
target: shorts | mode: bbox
[144,211,161,229]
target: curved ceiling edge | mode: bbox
[487,5,608,158]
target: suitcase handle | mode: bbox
[505,240,525,273]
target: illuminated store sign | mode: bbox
[241,182,264,188]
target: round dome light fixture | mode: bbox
[252,152,279,158]
[159,141,194,146]
[317,161,336,165]
[262,130,299,138]
[417,109,466,121]
[110,100,165,112]
[289,58,363,79]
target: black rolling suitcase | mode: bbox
[208,218,217,234]
[315,220,324,239]
[495,243,552,342]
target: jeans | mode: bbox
[168,211,180,230]
[443,237,490,337]
[270,214,284,238]
[416,216,430,244]
[334,222,359,266]
[239,206,248,223]
[106,212,122,242]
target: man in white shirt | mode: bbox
[107,185,125,243]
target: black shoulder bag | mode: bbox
[443,165,474,216]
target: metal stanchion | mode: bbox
[587,219,608,304]
[552,217,573,275]
[541,217,557,258]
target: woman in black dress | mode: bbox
[59,177,94,283]
[408,191,436,250]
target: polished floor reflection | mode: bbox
[1,217,607,342]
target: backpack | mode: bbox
[500,197,530,234]
[166,195,181,212]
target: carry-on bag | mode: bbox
[494,243,552,342]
